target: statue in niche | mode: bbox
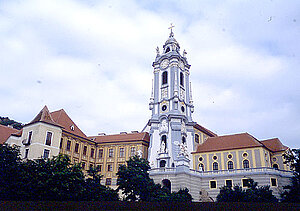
[160,135,167,153]
[160,140,166,153]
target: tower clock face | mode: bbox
[160,59,169,69]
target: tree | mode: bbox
[0,144,119,201]
[117,155,154,201]
[117,155,192,202]
[217,179,278,202]
[0,144,23,200]
[81,166,119,201]
[20,154,86,200]
[281,149,300,202]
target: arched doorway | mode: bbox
[162,179,171,191]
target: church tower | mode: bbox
[147,25,195,169]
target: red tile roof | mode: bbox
[261,138,288,152]
[89,132,150,144]
[194,133,263,153]
[27,106,61,127]
[0,124,19,144]
[51,109,87,138]
[194,123,217,137]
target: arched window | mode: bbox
[165,47,170,53]
[243,159,250,169]
[195,134,199,143]
[162,71,168,85]
[273,164,279,169]
[182,136,186,144]
[213,162,218,171]
[180,72,184,86]
[160,160,166,168]
[162,179,171,191]
[228,161,234,170]
[199,163,204,171]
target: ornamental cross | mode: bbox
[168,23,175,33]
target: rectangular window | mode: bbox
[119,148,125,157]
[83,146,87,156]
[24,148,29,159]
[99,149,104,158]
[45,132,52,146]
[28,131,33,143]
[107,164,113,172]
[109,149,114,158]
[82,162,86,170]
[96,165,102,172]
[75,143,79,153]
[242,179,250,188]
[59,138,63,149]
[66,140,71,151]
[43,149,50,159]
[225,179,233,187]
[89,164,93,170]
[271,178,277,187]
[130,147,136,156]
[91,148,95,158]
[210,180,217,189]
[105,178,112,186]
[195,134,199,143]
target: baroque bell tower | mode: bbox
[147,25,195,169]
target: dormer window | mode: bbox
[162,71,168,85]
[165,47,170,53]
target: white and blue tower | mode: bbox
[147,25,195,169]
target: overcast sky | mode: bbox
[1,0,299,148]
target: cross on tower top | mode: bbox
[168,23,175,37]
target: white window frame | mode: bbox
[45,131,53,146]
[43,149,50,159]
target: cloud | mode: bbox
[0,0,299,149]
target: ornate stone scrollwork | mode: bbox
[181,121,186,134]
[178,142,188,157]
[161,88,168,99]
[180,88,185,100]
[159,119,168,133]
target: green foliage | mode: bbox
[0,116,23,130]
[0,144,119,201]
[117,155,192,202]
[20,154,86,200]
[117,155,153,201]
[217,179,278,202]
[81,167,119,201]
[169,188,193,202]
[0,144,23,200]
[281,149,300,202]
